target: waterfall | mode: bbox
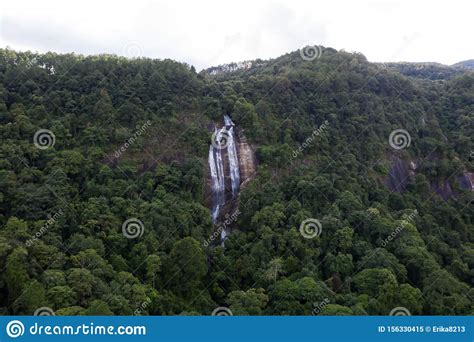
[208,116,241,229]
[224,115,241,198]
[220,229,227,247]
[208,127,226,223]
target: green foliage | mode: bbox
[227,288,268,315]
[0,48,472,315]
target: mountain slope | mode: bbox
[0,47,472,316]
[452,59,474,70]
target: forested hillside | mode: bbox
[0,46,472,316]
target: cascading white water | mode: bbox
[208,116,241,231]
[224,115,241,198]
[220,229,227,247]
[209,127,226,223]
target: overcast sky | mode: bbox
[1,0,472,70]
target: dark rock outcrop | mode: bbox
[385,156,473,200]
[385,157,417,192]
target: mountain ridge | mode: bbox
[0,46,472,316]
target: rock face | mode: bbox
[432,180,455,201]
[236,131,256,188]
[433,172,474,200]
[385,156,416,192]
[458,172,474,191]
[385,156,473,199]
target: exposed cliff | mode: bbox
[236,130,256,188]
[385,156,473,199]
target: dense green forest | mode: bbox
[0,46,472,316]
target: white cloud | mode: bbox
[0,0,472,70]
